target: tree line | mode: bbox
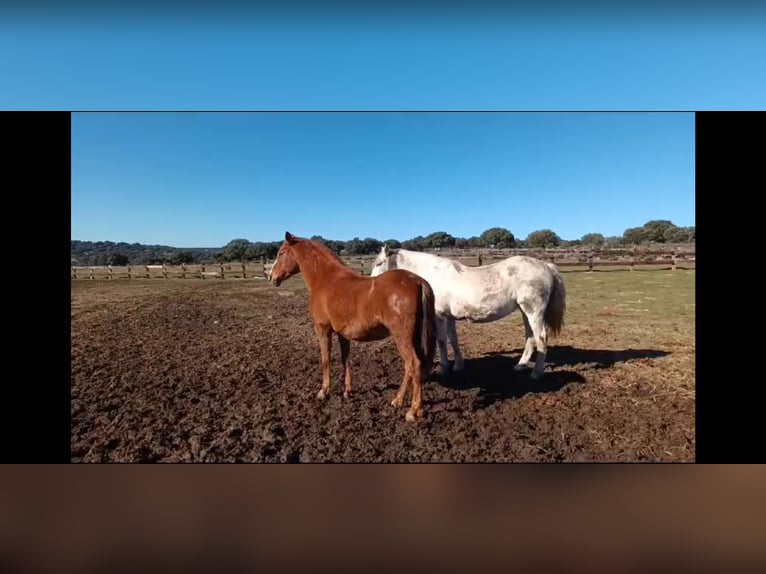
[71,220,694,266]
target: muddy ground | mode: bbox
[71,272,695,462]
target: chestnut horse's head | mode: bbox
[268,231,301,286]
[369,244,399,277]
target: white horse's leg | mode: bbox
[514,311,536,371]
[524,309,548,380]
[435,317,452,376]
[446,318,465,371]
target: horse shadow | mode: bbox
[432,346,669,410]
[480,345,670,370]
[433,355,585,409]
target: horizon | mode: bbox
[71,112,695,247]
[70,217,694,250]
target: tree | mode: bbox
[454,237,469,249]
[324,240,344,255]
[383,239,401,249]
[526,229,562,248]
[223,239,251,262]
[642,220,677,243]
[622,227,647,245]
[580,233,605,247]
[169,251,194,265]
[360,237,382,254]
[343,237,366,256]
[478,227,515,248]
[664,225,695,243]
[402,236,425,251]
[244,243,263,261]
[109,253,129,266]
[423,231,456,249]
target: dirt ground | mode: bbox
[71,270,695,462]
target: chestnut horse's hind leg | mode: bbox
[391,332,423,422]
[314,323,333,400]
[406,363,423,422]
[338,334,352,398]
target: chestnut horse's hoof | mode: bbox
[391,396,404,408]
[317,389,329,400]
[343,391,352,399]
[405,409,422,422]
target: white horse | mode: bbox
[369,246,566,380]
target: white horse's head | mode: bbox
[370,244,399,277]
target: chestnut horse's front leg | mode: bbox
[314,323,333,400]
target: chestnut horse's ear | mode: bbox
[285,231,296,244]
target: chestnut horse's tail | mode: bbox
[416,280,437,379]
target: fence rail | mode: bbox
[71,247,695,281]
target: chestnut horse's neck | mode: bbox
[292,241,352,293]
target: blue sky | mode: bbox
[71,112,694,246]
[1,7,765,110]
[6,6,755,246]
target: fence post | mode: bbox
[359,260,365,275]
[143,265,149,279]
[478,254,483,266]
[588,250,594,272]
[89,267,94,280]
[108,265,113,280]
[242,263,246,279]
[128,265,132,279]
[672,249,678,271]
[181,263,186,279]
[71,266,77,280]
[220,264,225,279]
[162,263,168,279]
[201,264,206,279]
[630,248,635,271]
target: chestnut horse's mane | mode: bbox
[295,237,348,270]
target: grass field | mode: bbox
[71,268,695,462]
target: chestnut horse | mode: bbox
[268,232,437,422]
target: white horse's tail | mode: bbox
[544,262,566,337]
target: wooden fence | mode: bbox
[71,247,695,280]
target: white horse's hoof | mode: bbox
[514,362,529,371]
